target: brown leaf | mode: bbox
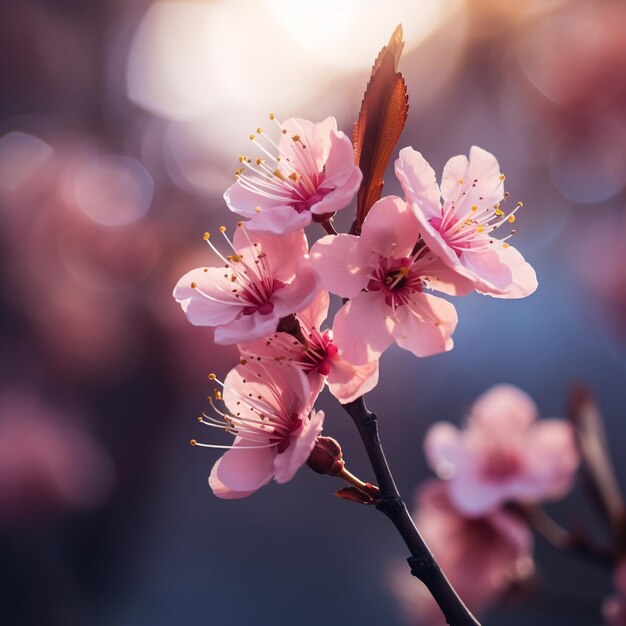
[334,486,375,505]
[350,24,409,235]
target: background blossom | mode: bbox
[424,384,579,516]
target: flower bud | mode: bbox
[307,436,345,476]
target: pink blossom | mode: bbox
[395,146,537,298]
[389,480,533,626]
[424,384,579,516]
[310,195,462,365]
[604,561,626,626]
[239,289,379,404]
[224,116,362,234]
[0,392,114,525]
[173,224,319,344]
[196,361,324,499]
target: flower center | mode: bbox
[368,257,424,308]
[192,370,306,455]
[432,182,523,255]
[480,448,521,482]
[233,115,329,215]
[301,330,339,376]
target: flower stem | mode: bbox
[342,396,481,626]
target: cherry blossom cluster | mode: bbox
[173,116,537,499]
[392,384,580,624]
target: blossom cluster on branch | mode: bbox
[173,113,537,499]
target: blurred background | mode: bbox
[1,0,625,624]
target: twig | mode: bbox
[516,504,613,568]
[342,396,481,626]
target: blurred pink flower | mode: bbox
[389,480,533,626]
[224,116,362,234]
[310,196,459,364]
[174,225,319,344]
[239,289,379,404]
[395,146,537,298]
[605,560,626,625]
[198,361,324,499]
[0,392,113,525]
[424,384,579,516]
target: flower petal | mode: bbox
[321,129,362,189]
[296,289,330,330]
[311,165,361,216]
[310,234,369,299]
[244,205,312,235]
[470,384,538,431]
[441,146,503,210]
[224,180,285,218]
[420,255,475,296]
[273,409,325,484]
[233,226,308,281]
[214,310,280,345]
[424,422,464,479]
[209,440,275,497]
[484,244,538,299]
[332,291,394,365]
[326,354,379,404]
[392,294,457,358]
[271,259,319,318]
[173,267,242,326]
[524,420,579,500]
[223,361,311,421]
[360,195,421,259]
[394,147,442,220]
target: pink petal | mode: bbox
[311,166,361,216]
[224,180,284,217]
[279,117,333,169]
[273,409,325,484]
[297,289,330,330]
[441,146,503,210]
[223,361,311,420]
[394,147,442,220]
[309,116,337,165]
[409,201,473,277]
[449,468,511,516]
[310,234,369,299]
[392,294,457,357]
[214,310,280,345]
[326,354,379,404]
[271,259,319,318]
[233,226,308,281]
[460,246,513,293]
[173,267,242,326]
[209,440,275,497]
[332,291,395,365]
[423,422,463,479]
[471,384,538,431]
[524,420,579,500]
[319,129,362,189]
[360,195,421,259]
[485,244,538,299]
[421,255,475,296]
[244,204,312,235]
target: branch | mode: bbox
[342,396,481,626]
[516,504,613,568]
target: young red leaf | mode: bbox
[351,24,409,235]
